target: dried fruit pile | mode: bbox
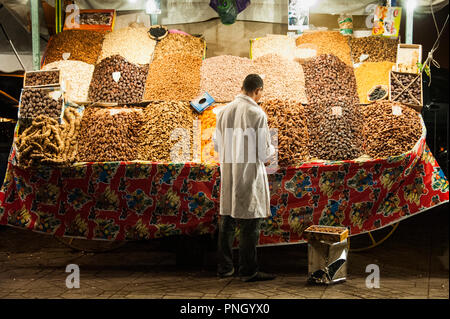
[354,62,394,104]
[16,107,81,168]
[44,30,106,65]
[296,31,352,66]
[253,54,308,104]
[19,88,63,119]
[25,70,59,87]
[144,53,201,101]
[42,60,94,102]
[303,54,359,105]
[77,107,144,162]
[138,101,197,162]
[98,26,156,65]
[349,36,398,63]
[199,105,224,163]
[261,99,309,166]
[153,33,204,60]
[362,100,422,158]
[200,55,254,102]
[88,55,148,103]
[390,72,422,106]
[305,101,363,161]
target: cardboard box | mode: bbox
[389,70,423,112]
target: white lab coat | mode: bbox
[213,94,275,219]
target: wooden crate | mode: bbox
[389,70,423,112]
[396,44,422,74]
[24,70,61,88]
[63,9,116,32]
[304,225,349,243]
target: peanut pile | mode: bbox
[98,26,156,65]
[305,100,363,161]
[362,101,422,158]
[303,54,359,105]
[261,100,309,166]
[349,36,398,63]
[390,72,422,106]
[253,54,308,104]
[25,70,59,87]
[153,33,204,60]
[200,55,254,102]
[44,30,106,65]
[295,31,352,66]
[144,53,201,101]
[16,107,81,168]
[88,55,148,104]
[20,88,63,119]
[138,101,197,163]
[77,107,143,162]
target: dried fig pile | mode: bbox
[390,72,422,106]
[20,88,63,119]
[261,99,309,166]
[303,54,359,105]
[77,107,144,162]
[362,100,422,158]
[25,70,59,87]
[305,100,363,161]
[88,55,148,104]
[138,101,197,162]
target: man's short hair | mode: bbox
[242,74,263,93]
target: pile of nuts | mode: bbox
[251,35,297,61]
[349,36,398,63]
[200,55,254,102]
[261,99,309,166]
[44,30,106,65]
[153,33,204,60]
[303,54,359,105]
[295,31,352,66]
[16,107,81,168]
[305,100,363,161]
[88,55,148,103]
[98,26,156,65]
[42,60,95,102]
[254,54,308,104]
[25,70,59,87]
[144,53,202,101]
[19,88,63,119]
[362,100,422,158]
[77,107,144,162]
[138,101,197,162]
[390,71,422,106]
[79,12,113,25]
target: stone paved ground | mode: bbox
[0,204,448,299]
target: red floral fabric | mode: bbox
[0,135,448,245]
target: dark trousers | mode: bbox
[217,215,262,277]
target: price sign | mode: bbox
[112,72,121,83]
[50,90,62,101]
[331,106,342,116]
[62,53,71,60]
[392,105,402,116]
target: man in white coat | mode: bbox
[214,74,276,282]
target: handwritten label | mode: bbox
[331,106,342,116]
[62,53,71,60]
[49,90,62,101]
[392,105,402,116]
[359,54,369,62]
[112,72,121,82]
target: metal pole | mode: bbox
[406,3,414,44]
[30,0,40,70]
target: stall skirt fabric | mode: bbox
[0,138,448,245]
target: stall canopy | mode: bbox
[1,0,448,30]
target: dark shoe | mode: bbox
[241,272,276,282]
[217,267,235,279]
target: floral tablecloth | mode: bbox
[0,134,448,246]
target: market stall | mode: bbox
[0,17,448,247]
